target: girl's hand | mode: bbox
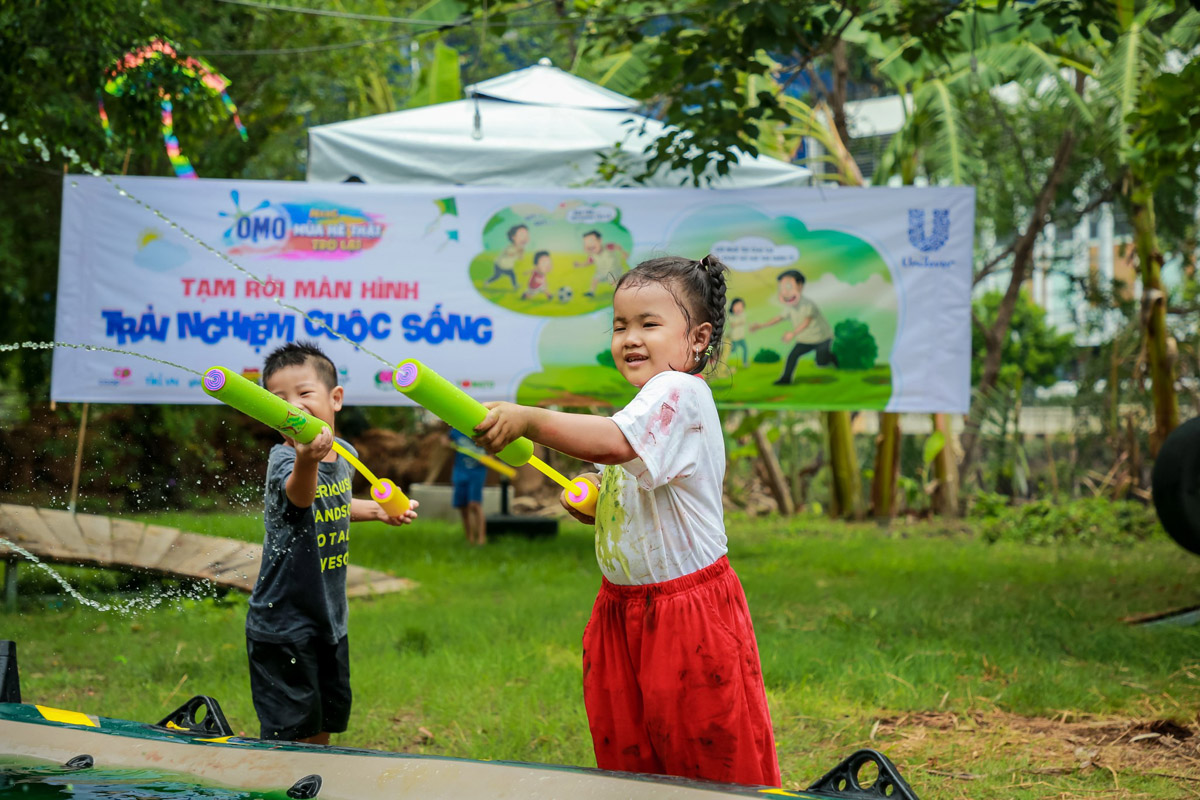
[474,402,531,454]
[560,472,599,525]
[377,497,419,526]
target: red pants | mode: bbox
[582,556,780,787]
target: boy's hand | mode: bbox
[560,472,599,525]
[474,402,531,455]
[294,426,333,464]
[782,330,796,342]
[354,497,420,526]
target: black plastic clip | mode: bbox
[807,749,920,799]
[153,695,234,737]
[287,774,322,799]
[63,755,93,771]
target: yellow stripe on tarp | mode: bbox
[197,736,233,743]
[36,705,99,727]
[759,790,804,797]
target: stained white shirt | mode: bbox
[594,370,727,585]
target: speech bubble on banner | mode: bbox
[711,236,800,271]
[565,205,618,225]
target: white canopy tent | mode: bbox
[306,60,811,188]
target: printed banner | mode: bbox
[52,176,974,412]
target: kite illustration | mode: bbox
[98,39,248,178]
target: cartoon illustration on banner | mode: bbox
[520,203,897,410]
[470,201,634,317]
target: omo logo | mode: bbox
[220,189,289,250]
[908,209,950,252]
[236,211,287,243]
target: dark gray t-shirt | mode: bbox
[245,438,355,645]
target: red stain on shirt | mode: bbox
[646,389,681,439]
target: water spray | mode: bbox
[390,359,597,518]
[202,367,410,516]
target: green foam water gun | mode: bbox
[390,359,596,517]
[202,366,410,516]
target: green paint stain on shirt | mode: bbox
[594,465,632,581]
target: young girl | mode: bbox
[473,255,780,787]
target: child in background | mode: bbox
[247,342,418,744]
[473,255,779,787]
[447,427,488,545]
[726,297,749,368]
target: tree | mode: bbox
[971,289,1076,391]
[1083,3,1200,453]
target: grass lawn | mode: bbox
[5,511,1200,799]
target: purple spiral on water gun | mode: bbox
[393,362,419,389]
[203,368,226,392]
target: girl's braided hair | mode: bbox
[613,253,728,375]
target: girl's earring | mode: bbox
[694,351,700,362]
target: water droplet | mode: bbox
[290,658,297,664]
[267,602,273,608]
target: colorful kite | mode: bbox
[99,39,248,179]
[425,196,458,234]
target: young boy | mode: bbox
[246,341,418,744]
[751,268,838,385]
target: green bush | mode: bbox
[832,318,878,370]
[596,350,616,368]
[753,348,781,364]
[972,497,1160,547]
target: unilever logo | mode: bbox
[908,208,950,252]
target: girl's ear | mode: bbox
[691,321,713,351]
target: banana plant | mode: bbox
[1081,3,1200,452]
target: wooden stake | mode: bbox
[67,403,89,514]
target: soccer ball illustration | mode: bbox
[557,286,574,304]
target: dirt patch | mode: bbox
[869,710,1200,794]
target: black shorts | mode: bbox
[246,635,351,740]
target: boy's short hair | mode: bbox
[533,250,551,264]
[262,341,338,390]
[583,230,601,239]
[507,224,528,241]
[777,269,807,284]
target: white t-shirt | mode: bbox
[594,370,727,585]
